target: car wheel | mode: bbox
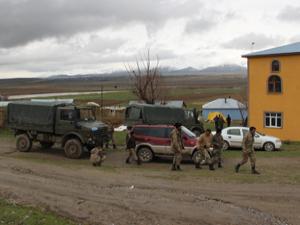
[192,149,200,163]
[16,134,32,152]
[40,141,54,149]
[64,139,83,159]
[223,141,230,151]
[137,147,154,163]
[263,142,275,152]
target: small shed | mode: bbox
[202,98,247,120]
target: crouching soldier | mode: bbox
[90,146,106,167]
[195,129,214,170]
[212,129,224,168]
[125,126,141,165]
[170,123,184,171]
[235,127,260,174]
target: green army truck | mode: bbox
[7,101,109,159]
[125,103,204,136]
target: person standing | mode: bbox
[218,114,225,130]
[170,123,184,171]
[226,114,231,127]
[213,115,219,131]
[105,123,116,149]
[195,129,214,170]
[235,127,260,174]
[125,126,141,165]
[212,129,224,168]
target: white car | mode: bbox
[217,127,282,151]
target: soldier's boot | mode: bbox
[218,162,222,168]
[195,162,201,169]
[209,163,215,171]
[113,144,116,149]
[177,165,182,171]
[137,158,141,165]
[92,163,97,167]
[105,143,109,149]
[171,164,176,171]
[126,157,131,164]
[235,164,240,173]
[251,166,260,175]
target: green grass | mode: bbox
[0,128,14,140]
[0,199,75,225]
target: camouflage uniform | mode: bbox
[90,147,106,166]
[195,133,213,166]
[239,132,256,167]
[235,131,260,174]
[212,133,224,167]
[170,128,184,170]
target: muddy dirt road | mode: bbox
[0,140,299,225]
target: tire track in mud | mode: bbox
[0,160,291,225]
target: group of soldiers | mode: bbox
[90,123,260,175]
[170,123,260,174]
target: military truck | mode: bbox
[125,103,204,135]
[7,101,109,159]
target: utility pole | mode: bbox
[100,84,103,119]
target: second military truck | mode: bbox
[125,103,204,136]
[7,101,109,159]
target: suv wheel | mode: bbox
[40,141,54,149]
[192,149,201,163]
[64,139,83,159]
[263,142,275,152]
[137,147,154,163]
[16,134,32,152]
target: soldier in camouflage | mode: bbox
[90,146,106,166]
[235,127,260,174]
[195,129,215,170]
[170,123,184,171]
[212,128,224,168]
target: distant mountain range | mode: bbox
[46,64,247,80]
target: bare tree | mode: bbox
[125,50,163,104]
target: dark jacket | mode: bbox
[126,132,136,149]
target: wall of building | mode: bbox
[248,55,300,141]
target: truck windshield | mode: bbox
[79,108,95,121]
[181,126,196,138]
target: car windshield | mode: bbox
[79,108,96,121]
[181,126,196,138]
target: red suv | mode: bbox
[133,125,198,162]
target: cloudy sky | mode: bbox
[0,0,299,78]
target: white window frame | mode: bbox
[264,112,283,128]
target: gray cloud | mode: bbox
[222,33,283,50]
[0,0,202,48]
[185,18,217,34]
[277,5,300,22]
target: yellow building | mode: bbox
[243,42,300,141]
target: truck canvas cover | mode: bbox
[8,101,66,133]
[128,104,185,125]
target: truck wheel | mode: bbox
[16,134,32,152]
[40,141,54,149]
[64,139,83,159]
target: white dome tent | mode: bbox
[202,98,247,121]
